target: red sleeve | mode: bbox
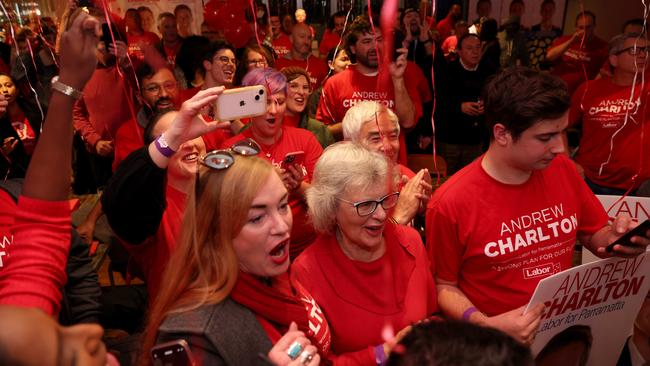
[72,97,102,148]
[316,79,337,124]
[426,202,462,282]
[403,68,423,122]
[0,196,71,316]
[408,63,432,103]
[569,81,588,127]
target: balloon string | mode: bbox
[99,0,138,136]
[0,1,45,128]
[429,1,440,186]
[324,2,354,80]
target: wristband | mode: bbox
[374,344,386,366]
[154,133,177,158]
[462,306,479,321]
[51,76,83,100]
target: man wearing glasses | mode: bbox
[547,11,608,94]
[569,33,650,196]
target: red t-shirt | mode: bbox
[569,77,650,190]
[0,196,71,316]
[436,17,454,42]
[549,35,608,94]
[319,29,342,56]
[178,86,200,104]
[272,34,292,58]
[222,126,323,259]
[127,31,160,60]
[292,223,437,364]
[122,185,186,302]
[426,154,608,316]
[316,64,423,164]
[275,55,329,90]
[112,118,144,172]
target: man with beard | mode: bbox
[436,4,462,42]
[275,23,329,90]
[316,16,422,164]
[270,11,292,57]
[398,8,434,64]
[75,64,180,244]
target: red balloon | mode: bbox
[224,22,253,48]
[203,1,224,29]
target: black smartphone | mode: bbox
[151,339,196,366]
[605,219,650,253]
[100,22,126,47]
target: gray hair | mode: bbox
[306,142,394,234]
[609,32,646,55]
[342,101,399,142]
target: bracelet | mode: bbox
[154,133,176,158]
[374,344,386,366]
[51,76,83,100]
[462,306,479,321]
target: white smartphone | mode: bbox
[151,339,196,366]
[215,85,267,121]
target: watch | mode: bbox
[51,76,83,100]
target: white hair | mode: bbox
[306,142,397,235]
[342,101,400,142]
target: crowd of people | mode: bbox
[0,0,648,365]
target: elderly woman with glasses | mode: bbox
[293,142,438,365]
[223,67,323,259]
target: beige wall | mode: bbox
[563,0,647,41]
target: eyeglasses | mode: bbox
[215,56,239,66]
[337,192,400,217]
[143,81,178,94]
[617,46,649,56]
[199,138,260,170]
[248,59,268,67]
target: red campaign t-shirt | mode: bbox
[222,126,323,259]
[316,64,423,164]
[275,55,329,90]
[0,189,16,271]
[127,31,160,60]
[10,113,36,156]
[569,77,650,190]
[163,42,182,67]
[319,30,341,56]
[426,154,608,316]
[549,35,608,94]
[272,34,292,58]
[292,223,437,364]
[122,184,187,303]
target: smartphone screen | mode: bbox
[151,340,195,366]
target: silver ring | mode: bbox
[286,341,303,360]
[299,350,314,365]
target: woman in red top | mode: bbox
[0,73,41,178]
[141,88,329,366]
[294,142,439,365]
[223,67,323,259]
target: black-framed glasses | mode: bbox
[337,192,400,217]
[199,138,260,170]
[215,55,239,66]
[617,46,649,56]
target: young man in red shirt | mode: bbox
[269,12,292,58]
[316,15,422,163]
[570,33,650,196]
[319,11,346,58]
[275,23,328,90]
[546,11,608,94]
[426,67,650,345]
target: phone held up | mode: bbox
[215,85,267,122]
[605,219,650,253]
[151,339,196,366]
